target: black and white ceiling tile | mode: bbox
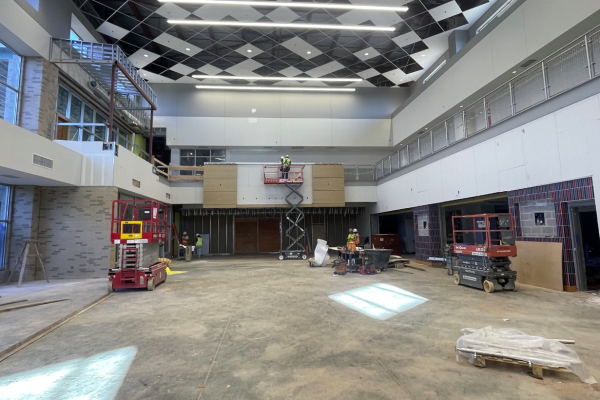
[74,0,497,87]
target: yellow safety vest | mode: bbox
[196,237,203,246]
[283,157,291,167]
[347,233,355,242]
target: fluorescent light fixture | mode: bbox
[143,54,149,57]
[185,47,191,51]
[159,0,408,12]
[306,51,311,54]
[192,75,361,82]
[168,19,395,32]
[247,49,252,52]
[476,0,518,35]
[196,85,355,92]
[423,59,446,84]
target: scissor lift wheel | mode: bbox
[483,280,495,293]
[453,273,460,285]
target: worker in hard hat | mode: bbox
[346,228,356,252]
[182,231,192,262]
[282,155,291,179]
[279,156,285,179]
[195,234,203,259]
[353,229,360,247]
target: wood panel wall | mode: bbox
[312,164,345,207]
[510,241,564,291]
[203,164,237,208]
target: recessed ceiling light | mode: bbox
[307,51,311,54]
[143,74,147,76]
[192,75,362,82]
[159,0,409,12]
[421,54,427,57]
[512,70,517,73]
[247,49,252,53]
[168,20,395,32]
[185,48,191,51]
[196,85,356,92]
[460,105,463,107]
[364,52,369,56]
[400,79,403,82]
[143,54,149,57]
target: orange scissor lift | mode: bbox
[108,199,168,292]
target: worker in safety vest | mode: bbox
[195,234,203,259]
[353,229,360,247]
[282,155,291,179]
[346,228,356,252]
[181,232,189,245]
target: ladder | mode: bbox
[280,181,306,260]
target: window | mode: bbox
[0,41,22,125]
[180,149,226,175]
[70,30,82,41]
[55,84,109,142]
[0,185,10,271]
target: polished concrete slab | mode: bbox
[0,279,107,357]
[0,256,600,400]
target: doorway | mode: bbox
[571,203,600,291]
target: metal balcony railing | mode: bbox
[374,24,600,180]
[344,165,376,182]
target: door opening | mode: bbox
[571,203,600,291]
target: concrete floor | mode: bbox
[1,256,600,400]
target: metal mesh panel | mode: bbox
[344,165,375,181]
[464,101,486,137]
[447,113,465,144]
[383,157,391,176]
[408,142,419,163]
[591,31,600,78]
[546,41,589,98]
[419,133,432,158]
[512,66,545,113]
[486,84,512,125]
[432,123,447,152]
[391,152,400,172]
[400,147,409,167]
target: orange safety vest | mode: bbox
[354,233,360,245]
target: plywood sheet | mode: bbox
[203,191,237,208]
[204,164,237,179]
[235,218,258,254]
[312,164,344,178]
[313,177,344,191]
[258,218,280,253]
[203,178,237,192]
[510,241,563,291]
[313,191,345,206]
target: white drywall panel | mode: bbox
[279,93,332,118]
[113,147,172,203]
[170,183,203,205]
[490,8,527,78]
[57,141,114,186]
[224,118,282,146]
[345,185,377,202]
[332,119,391,147]
[166,117,225,147]
[0,0,50,57]
[237,164,313,205]
[280,119,333,147]
[378,94,600,214]
[452,35,495,105]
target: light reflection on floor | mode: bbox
[0,346,137,400]
[329,283,428,320]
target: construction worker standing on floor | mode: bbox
[353,229,360,247]
[346,228,356,252]
[195,234,203,259]
[282,155,291,179]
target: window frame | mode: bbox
[55,84,110,142]
[0,39,23,125]
[0,185,11,271]
[179,149,227,175]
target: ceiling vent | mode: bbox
[520,59,537,68]
[33,154,54,169]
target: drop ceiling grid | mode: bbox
[74,0,495,87]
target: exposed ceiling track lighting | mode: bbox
[196,85,356,92]
[159,0,409,12]
[192,75,362,82]
[168,20,395,32]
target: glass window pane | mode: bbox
[181,150,195,158]
[180,157,194,166]
[210,149,225,157]
[94,114,107,140]
[0,85,18,124]
[0,185,9,220]
[196,149,210,157]
[69,96,82,122]
[196,156,209,166]
[57,86,69,116]
[0,42,21,89]
[82,105,94,141]
[0,222,6,270]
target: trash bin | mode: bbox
[185,246,193,262]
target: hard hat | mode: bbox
[196,234,200,237]
[183,232,187,235]
[349,228,353,232]
[353,229,358,233]
[285,155,289,157]
[281,156,284,159]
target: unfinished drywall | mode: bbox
[511,241,563,291]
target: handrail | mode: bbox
[151,157,204,181]
[374,22,600,180]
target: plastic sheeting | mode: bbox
[457,327,596,384]
[312,239,330,267]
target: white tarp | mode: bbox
[457,326,596,384]
[312,239,330,267]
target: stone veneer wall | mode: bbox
[4,186,118,282]
[20,57,59,140]
[413,204,442,263]
[508,178,595,287]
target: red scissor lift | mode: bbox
[449,213,518,293]
[109,199,168,292]
[264,165,308,260]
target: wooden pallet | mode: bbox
[461,350,572,380]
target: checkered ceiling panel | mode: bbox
[74,0,495,87]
